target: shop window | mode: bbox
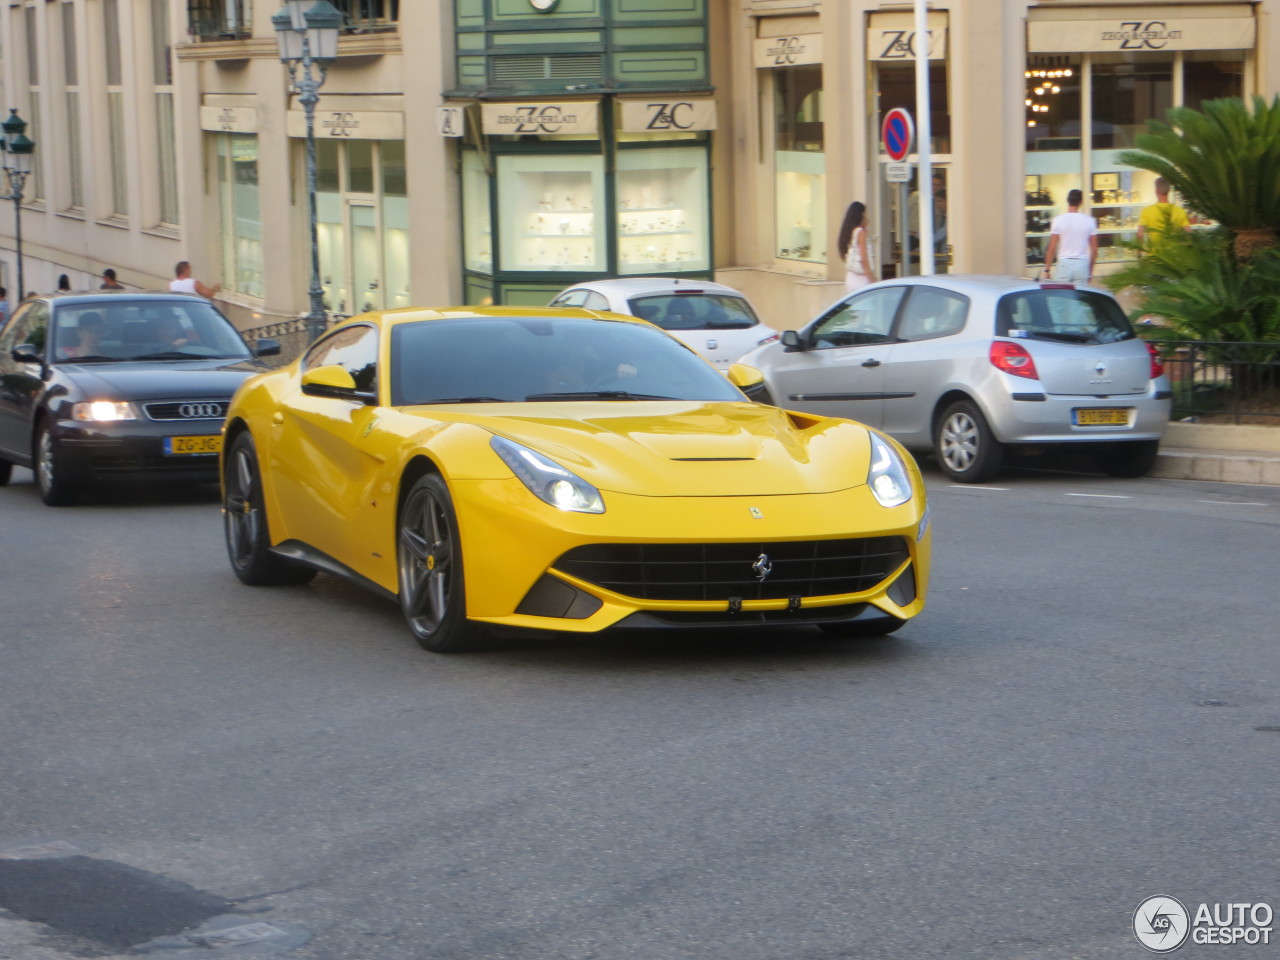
[1184,50,1244,112]
[313,139,410,315]
[617,146,709,275]
[1091,53,1173,151]
[876,63,950,154]
[215,133,263,297]
[496,154,606,274]
[774,65,825,264]
[462,151,493,274]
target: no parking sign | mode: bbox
[881,108,914,161]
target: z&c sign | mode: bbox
[620,99,717,133]
[481,102,599,136]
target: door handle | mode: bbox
[861,358,881,368]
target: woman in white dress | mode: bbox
[837,201,874,294]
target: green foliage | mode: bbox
[1104,228,1280,349]
[1118,96,1280,256]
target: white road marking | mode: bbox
[949,486,1010,491]
[1065,493,1133,499]
[1198,500,1267,506]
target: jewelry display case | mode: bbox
[497,154,606,272]
[616,146,709,275]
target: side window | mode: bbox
[810,286,906,349]
[551,290,589,308]
[896,287,969,342]
[303,324,379,393]
[0,303,50,356]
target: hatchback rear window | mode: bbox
[628,294,758,331]
[996,289,1134,344]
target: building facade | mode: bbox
[1,1,1277,332]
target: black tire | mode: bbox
[397,473,488,653]
[1095,440,1159,478]
[818,616,907,639]
[223,432,316,586]
[934,399,1003,483]
[0,458,11,486]
[35,420,81,506]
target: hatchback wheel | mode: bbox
[223,432,316,586]
[935,400,1003,483]
[397,474,488,653]
[35,421,80,506]
[1095,439,1159,478]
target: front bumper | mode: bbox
[51,417,224,483]
[452,477,932,633]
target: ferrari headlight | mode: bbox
[72,401,136,422]
[491,436,604,514]
[867,432,912,508]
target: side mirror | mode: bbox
[726,363,765,391]
[301,364,375,404]
[781,329,804,352]
[12,344,42,365]
[255,337,281,358]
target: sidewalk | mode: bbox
[1151,422,1280,486]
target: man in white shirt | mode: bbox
[1043,189,1098,284]
[168,261,221,300]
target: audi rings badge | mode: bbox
[178,402,225,419]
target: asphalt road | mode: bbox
[1,463,1278,960]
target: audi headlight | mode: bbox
[491,436,604,514]
[867,432,913,508]
[72,401,136,422]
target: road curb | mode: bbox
[1152,447,1280,485]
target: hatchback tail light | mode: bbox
[989,340,1039,380]
[1145,340,1164,379]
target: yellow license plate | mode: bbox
[164,435,222,456]
[1074,408,1129,426]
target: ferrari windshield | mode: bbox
[391,316,746,405]
[51,299,253,363]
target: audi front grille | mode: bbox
[553,537,911,602]
[143,400,229,421]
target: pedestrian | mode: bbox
[1043,188,1097,284]
[168,260,221,300]
[57,274,72,293]
[1137,177,1190,255]
[0,286,8,325]
[100,268,124,290]
[837,201,874,294]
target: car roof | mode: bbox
[867,274,1113,297]
[332,305,651,333]
[566,278,751,299]
[44,291,211,305]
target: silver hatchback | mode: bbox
[740,275,1172,482]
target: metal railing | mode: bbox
[1154,339,1280,424]
[337,0,398,33]
[187,0,252,40]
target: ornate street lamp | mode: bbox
[273,1,342,342]
[1,109,36,301]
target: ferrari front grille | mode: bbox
[553,537,910,602]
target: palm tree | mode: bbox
[1118,95,1280,261]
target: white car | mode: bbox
[549,278,776,367]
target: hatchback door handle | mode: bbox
[861,358,881,368]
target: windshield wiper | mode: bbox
[524,390,680,401]
[131,351,201,360]
[417,396,508,404]
[56,354,117,363]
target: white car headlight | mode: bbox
[867,432,913,508]
[491,436,605,514]
[72,401,136,422]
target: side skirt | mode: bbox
[270,540,398,604]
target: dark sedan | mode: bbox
[0,292,279,505]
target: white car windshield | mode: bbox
[629,294,758,331]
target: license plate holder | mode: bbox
[164,435,222,456]
[1073,407,1130,426]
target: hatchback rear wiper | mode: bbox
[524,390,680,401]
[1028,330,1095,343]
